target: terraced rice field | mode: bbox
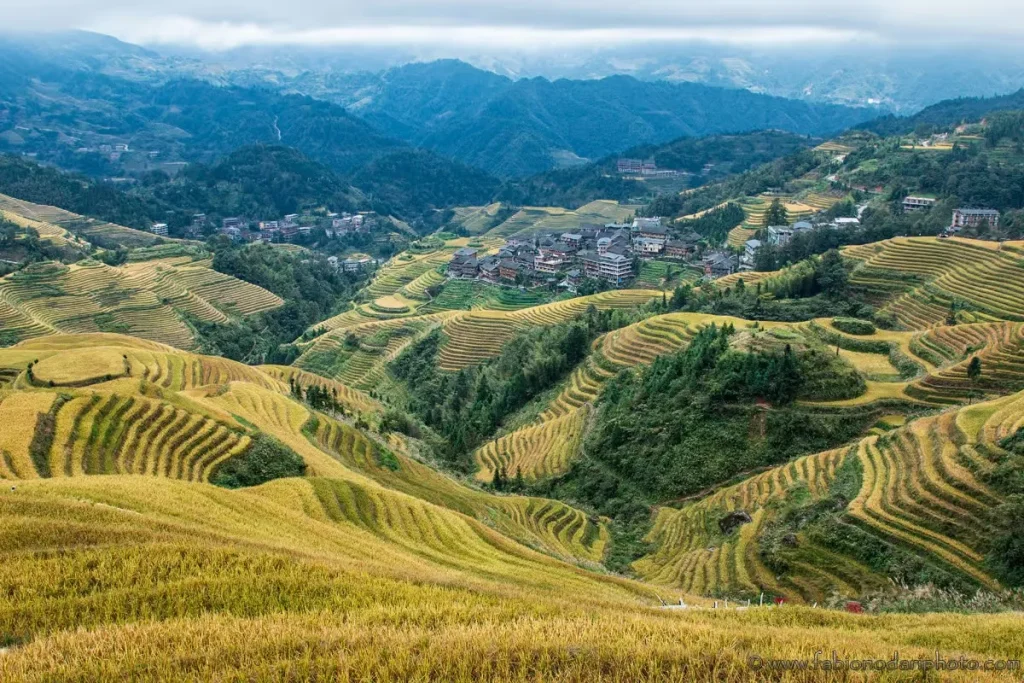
[634,260,702,289]
[0,193,181,249]
[364,250,455,300]
[473,313,778,482]
[845,237,1024,329]
[814,141,856,154]
[257,365,382,415]
[714,270,778,290]
[906,322,1024,404]
[8,470,1017,682]
[0,332,614,569]
[399,267,446,300]
[801,192,845,212]
[637,447,856,601]
[485,201,636,238]
[449,202,504,234]
[0,257,281,349]
[637,388,1023,601]
[295,314,454,388]
[738,194,815,230]
[723,193,826,248]
[313,416,608,563]
[438,289,658,370]
[475,406,590,481]
[726,225,758,249]
[0,209,80,246]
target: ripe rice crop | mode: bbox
[437,290,658,371]
[846,237,1024,329]
[0,255,281,351]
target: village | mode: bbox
[445,210,876,292]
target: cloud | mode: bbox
[3,0,1024,50]
[88,16,875,51]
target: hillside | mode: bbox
[862,89,1024,136]
[0,333,1021,678]
[320,61,875,176]
[0,193,284,349]
[498,130,813,209]
[636,387,1024,602]
[0,51,502,220]
[0,255,281,349]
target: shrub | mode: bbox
[211,433,306,489]
[987,495,1024,587]
[832,317,876,335]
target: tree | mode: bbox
[945,302,958,326]
[967,355,982,403]
[763,198,788,228]
[814,249,848,299]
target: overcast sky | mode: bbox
[3,1,1024,51]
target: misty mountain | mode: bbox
[305,60,874,177]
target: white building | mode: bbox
[150,222,168,237]
[631,216,663,231]
[633,236,665,256]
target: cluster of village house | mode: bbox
[147,211,378,271]
[447,217,722,291]
[738,216,862,271]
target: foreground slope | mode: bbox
[3,474,1022,680]
[0,333,608,564]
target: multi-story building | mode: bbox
[150,223,168,237]
[598,253,633,286]
[703,251,737,279]
[448,248,479,279]
[903,196,937,212]
[951,208,1000,231]
[633,236,664,256]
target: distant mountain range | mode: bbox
[0,33,874,178]
[13,31,1024,114]
[296,60,873,177]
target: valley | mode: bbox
[3,37,1024,679]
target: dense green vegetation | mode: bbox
[862,88,1024,137]
[0,156,155,230]
[567,332,864,566]
[985,427,1024,586]
[389,308,644,471]
[0,217,81,274]
[831,317,876,335]
[498,131,811,208]
[135,145,361,229]
[349,149,500,220]
[540,325,875,569]
[668,250,866,323]
[211,433,307,488]
[194,242,367,363]
[645,150,822,219]
[676,203,746,243]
